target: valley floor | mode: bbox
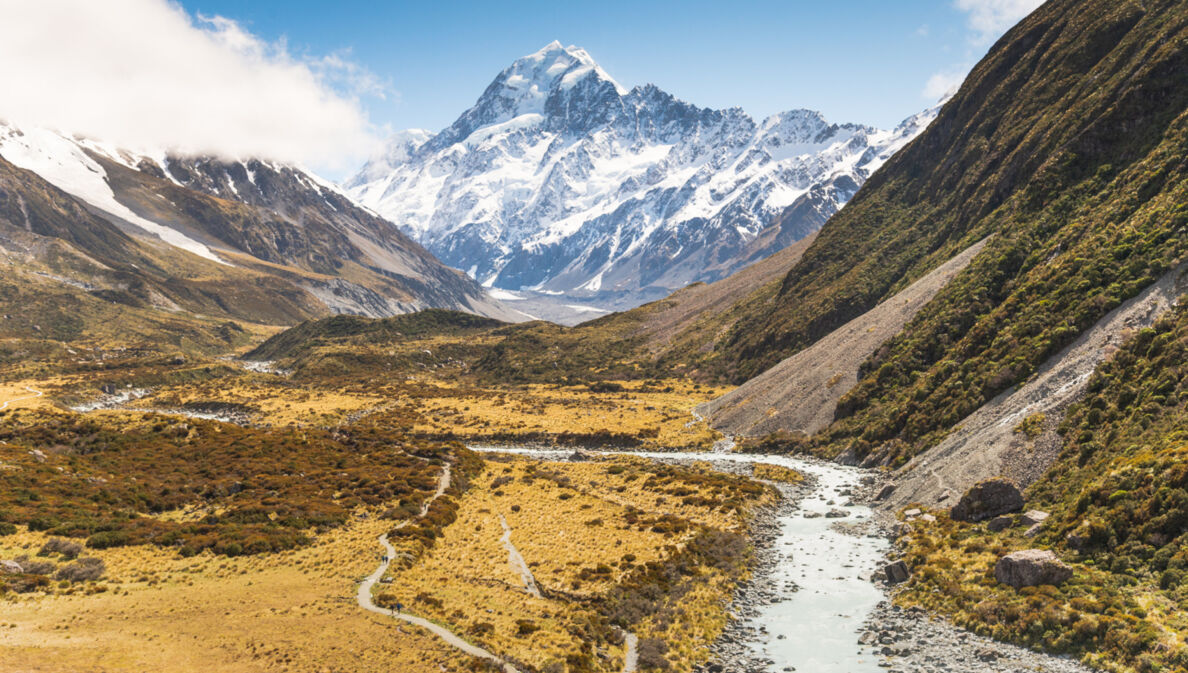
[0,355,765,673]
[0,330,1181,673]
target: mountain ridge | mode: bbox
[0,122,524,328]
[348,42,940,315]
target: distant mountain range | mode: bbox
[348,41,940,318]
[0,123,521,326]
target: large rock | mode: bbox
[987,515,1014,532]
[1021,510,1050,526]
[994,549,1072,587]
[0,560,22,574]
[950,478,1024,522]
[885,560,910,584]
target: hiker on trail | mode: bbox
[395,602,404,613]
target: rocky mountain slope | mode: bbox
[698,238,989,439]
[0,123,520,328]
[686,0,1187,463]
[347,41,938,314]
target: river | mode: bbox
[470,447,887,673]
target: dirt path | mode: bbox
[423,464,451,515]
[357,465,520,673]
[0,386,43,411]
[622,631,638,673]
[498,515,541,598]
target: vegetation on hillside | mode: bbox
[0,408,462,563]
[898,298,1188,672]
[685,0,1188,469]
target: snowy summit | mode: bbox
[347,42,941,311]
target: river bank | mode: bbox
[474,446,1099,673]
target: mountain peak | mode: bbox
[426,42,628,148]
[503,41,626,98]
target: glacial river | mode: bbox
[471,447,887,673]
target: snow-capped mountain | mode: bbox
[348,41,941,313]
[0,122,522,322]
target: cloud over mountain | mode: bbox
[954,0,1046,44]
[0,0,380,170]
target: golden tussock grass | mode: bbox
[0,521,472,673]
[377,456,772,672]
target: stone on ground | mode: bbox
[950,478,1024,522]
[994,549,1072,587]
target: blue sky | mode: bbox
[181,0,1038,134]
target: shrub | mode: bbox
[86,530,131,549]
[14,556,55,575]
[636,638,670,671]
[55,557,105,582]
[26,516,59,532]
[39,537,83,560]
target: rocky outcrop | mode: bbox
[949,478,1023,522]
[349,42,939,311]
[994,550,1072,587]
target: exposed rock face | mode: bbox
[950,478,1024,522]
[0,123,520,324]
[994,550,1072,588]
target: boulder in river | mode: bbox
[994,549,1072,587]
[950,478,1024,522]
[825,509,849,518]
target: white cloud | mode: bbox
[0,0,383,172]
[922,67,970,100]
[954,0,1046,44]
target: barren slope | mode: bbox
[698,238,987,437]
[884,260,1188,511]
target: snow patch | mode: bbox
[0,125,226,264]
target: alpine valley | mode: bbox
[4,2,1188,673]
[348,41,939,322]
